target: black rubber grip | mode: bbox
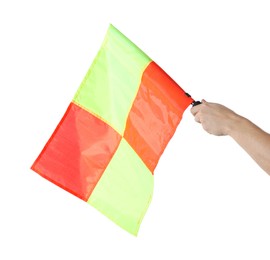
[192,101,202,107]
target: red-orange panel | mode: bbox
[31,103,121,201]
[124,61,193,172]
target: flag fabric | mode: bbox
[31,24,194,235]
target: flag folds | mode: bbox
[31,24,194,235]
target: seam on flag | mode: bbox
[73,31,109,102]
[31,165,87,201]
[86,136,123,200]
[122,60,153,134]
[71,100,122,137]
[135,192,154,236]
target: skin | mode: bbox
[190,100,270,176]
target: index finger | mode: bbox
[190,102,203,116]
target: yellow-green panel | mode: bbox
[73,24,151,135]
[88,138,154,235]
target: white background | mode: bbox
[1,0,270,259]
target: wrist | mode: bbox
[226,113,245,137]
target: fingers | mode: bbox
[190,99,205,116]
[191,106,199,116]
[194,114,201,123]
[191,99,208,123]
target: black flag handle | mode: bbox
[185,93,202,107]
[192,100,202,107]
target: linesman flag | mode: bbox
[31,24,197,235]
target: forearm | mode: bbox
[191,101,270,175]
[228,115,270,175]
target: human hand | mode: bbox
[190,100,240,136]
